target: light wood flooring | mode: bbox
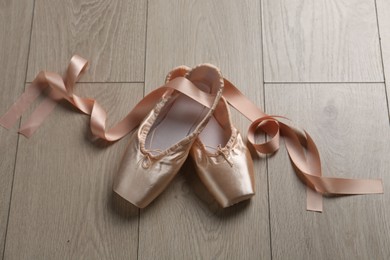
[0,0,389,259]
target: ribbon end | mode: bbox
[18,127,34,138]
[307,187,323,212]
[306,205,323,213]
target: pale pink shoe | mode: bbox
[190,97,255,207]
[113,64,224,208]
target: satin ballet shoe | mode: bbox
[190,97,255,208]
[113,64,224,208]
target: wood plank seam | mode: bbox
[374,0,390,121]
[260,0,274,259]
[1,1,36,259]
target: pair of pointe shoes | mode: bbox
[113,64,255,208]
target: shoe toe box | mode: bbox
[191,134,255,208]
[113,133,188,208]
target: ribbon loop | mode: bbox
[247,116,281,154]
[65,55,89,92]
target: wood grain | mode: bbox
[2,1,390,259]
[4,84,143,259]
[262,0,383,82]
[26,0,147,82]
[0,0,34,257]
[265,83,390,259]
[141,0,270,259]
[376,0,390,117]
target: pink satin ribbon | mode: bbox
[0,55,383,212]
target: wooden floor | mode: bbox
[1,0,389,259]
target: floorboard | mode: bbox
[265,83,390,260]
[3,84,143,259]
[26,0,147,82]
[140,0,270,259]
[0,0,34,257]
[262,0,383,82]
[376,0,390,117]
[1,0,390,259]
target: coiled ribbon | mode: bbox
[0,55,383,212]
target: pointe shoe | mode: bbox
[113,64,224,208]
[190,97,255,208]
